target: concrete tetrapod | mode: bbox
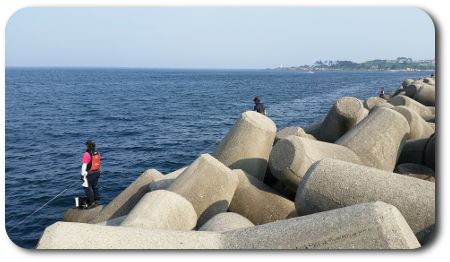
[212,111,277,181]
[223,201,420,249]
[392,85,404,97]
[37,202,420,249]
[89,169,163,224]
[363,96,387,111]
[71,169,164,224]
[335,107,410,172]
[315,96,369,143]
[413,84,435,106]
[404,82,424,98]
[396,138,429,165]
[369,102,394,112]
[228,169,297,225]
[274,126,316,145]
[390,80,411,97]
[198,212,255,232]
[37,222,224,249]
[387,95,432,116]
[423,78,435,85]
[120,190,197,231]
[402,79,415,88]
[147,166,188,192]
[391,106,434,140]
[394,163,435,182]
[302,116,325,139]
[167,154,239,229]
[269,135,363,192]
[62,205,103,223]
[295,158,435,245]
[424,134,435,170]
[96,215,127,226]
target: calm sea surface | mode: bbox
[4,67,433,248]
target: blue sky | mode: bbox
[5,6,435,69]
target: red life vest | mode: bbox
[87,149,101,171]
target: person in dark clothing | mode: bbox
[253,97,266,115]
[80,140,101,209]
[379,88,385,98]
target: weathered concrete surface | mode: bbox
[269,135,363,192]
[413,84,435,106]
[120,190,197,231]
[381,94,390,100]
[274,126,316,145]
[428,123,435,132]
[167,154,239,228]
[404,82,424,97]
[95,215,127,226]
[37,222,224,249]
[147,166,188,192]
[391,106,434,140]
[316,97,369,142]
[402,79,415,88]
[363,96,386,111]
[198,212,255,232]
[394,163,435,182]
[62,205,103,223]
[223,202,420,249]
[388,95,433,115]
[369,102,394,112]
[421,115,435,123]
[228,169,297,225]
[38,202,420,249]
[335,107,410,172]
[295,158,435,245]
[423,78,435,86]
[87,169,164,224]
[302,116,325,140]
[212,111,277,181]
[397,138,428,166]
[392,85,405,97]
[423,77,436,86]
[424,134,435,170]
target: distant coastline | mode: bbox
[266,67,435,72]
[266,58,435,72]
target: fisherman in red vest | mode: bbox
[81,140,101,209]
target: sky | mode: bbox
[4,6,436,69]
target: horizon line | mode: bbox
[5,65,267,70]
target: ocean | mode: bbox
[4,67,433,249]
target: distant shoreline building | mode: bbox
[269,57,435,71]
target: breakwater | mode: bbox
[36,75,435,249]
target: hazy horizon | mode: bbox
[5,7,435,69]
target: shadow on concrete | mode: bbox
[197,200,230,229]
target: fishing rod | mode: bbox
[7,178,82,234]
[7,137,222,234]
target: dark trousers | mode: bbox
[84,170,100,204]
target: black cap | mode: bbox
[254,97,260,102]
[85,140,95,147]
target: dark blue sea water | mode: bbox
[4,67,433,249]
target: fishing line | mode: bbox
[199,136,222,155]
[7,178,81,234]
[7,137,223,234]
